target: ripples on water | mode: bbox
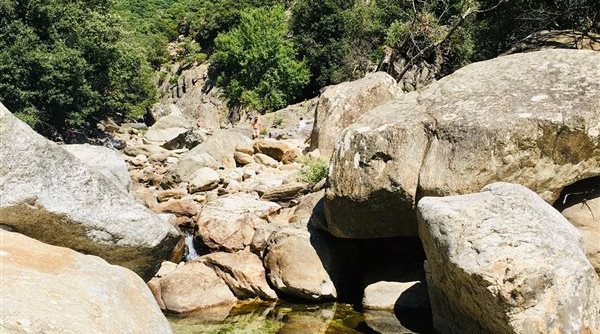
[167,301,433,334]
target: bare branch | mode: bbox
[396,0,506,81]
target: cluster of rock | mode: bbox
[108,104,338,314]
[1,48,599,334]
[326,50,600,333]
[311,49,600,332]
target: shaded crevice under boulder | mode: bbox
[556,177,600,274]
[0,104,181,280]
[418,182,600,334]
[1,230,172,334]
[325,49,600,238]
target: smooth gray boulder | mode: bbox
[144,108,190,144]
[1,230,172,334]
[310,72,401,157]
[325,49,600,238]
[418,182,600,334]
[63,144,131,192]
[162,129,251,186]
[0,104,181,280]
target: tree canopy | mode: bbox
[0,0,155,135]
[1,0,598,136]
[211,5,309,113]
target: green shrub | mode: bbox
[300,158,329,185]
[272,115,284,128]
[211,5,309,113]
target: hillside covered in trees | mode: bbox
[1,0,598,136]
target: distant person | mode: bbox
[251,117,260,139]
[297,117,307,132]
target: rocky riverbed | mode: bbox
[1,49,599,334]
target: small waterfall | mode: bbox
[183,230,199,261]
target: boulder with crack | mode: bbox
[325,49,600,238]
[200,251,278,300]
[196,193,281,251]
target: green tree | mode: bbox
[0,0,156,134]
[211,5,309,112]
[197,0,281,52]
[290,0,356,94]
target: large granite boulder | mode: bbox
[0,231,172,334]
[150,261,237,314]
[196,193,281,251]
[63,144,131,192]
[562,196,600,274]
[325,49,600,238]
[144,109,190,144]
[0,104,181,280]
[162,129,251,186]
[263,227,337,301]
[418,183,600,334]
[201,251,278,300]
[309,72,401,157]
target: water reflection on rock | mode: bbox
[363,309,433,334]
[168,302,374,334]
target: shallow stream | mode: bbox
[167,301,433,334]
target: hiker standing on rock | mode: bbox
[251,117,260,139]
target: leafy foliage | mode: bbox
[211,5,309,112]
[290,0,356,94]
[0,0,155,134]
[2,0,598,137]
[300,158,329,185]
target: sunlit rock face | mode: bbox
[0,230,172,334]
[0,103,181,280]
[418,183,600,334]
[325,49,600,239]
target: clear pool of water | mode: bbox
[167,301,433,334]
